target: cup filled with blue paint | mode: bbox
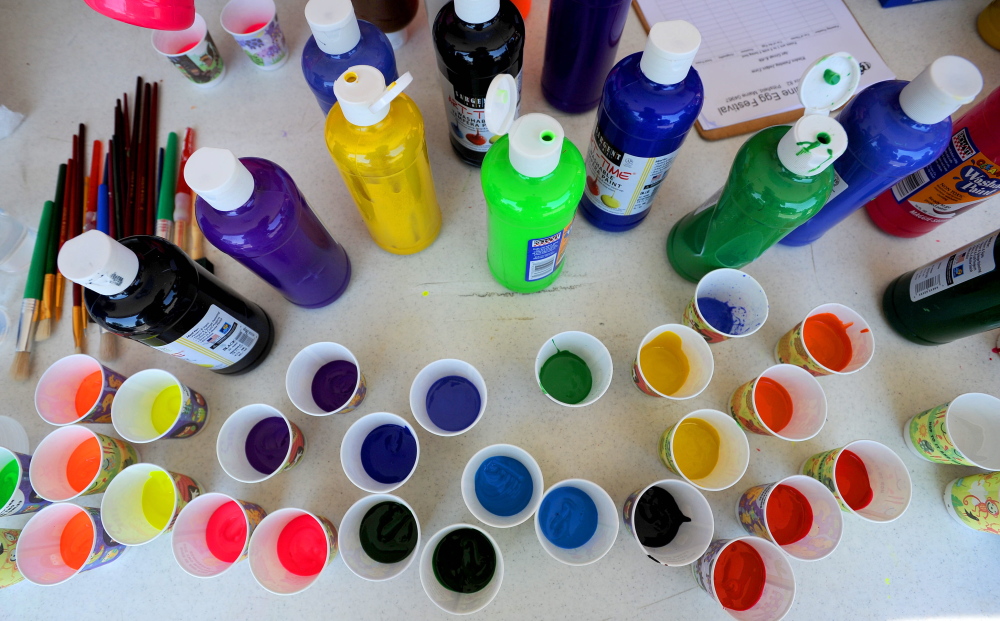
[285,342,367,416]
[461,444,544,528]
[534,331,613,407]
[535,479,619,566]
[339,494,420,582]
[172,492,268,578]
[111,369,210,442]
[409,359,487,436]
[622,478,713,566]
[248,507,338,595]
[217,404,306,484]
[682,269,768,344]
[659,409,750,492]
[420,523,504,615]
[100,463,203,546]
[340,412,419,493]
[34,354,127,425]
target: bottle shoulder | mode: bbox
[600,55,704,136]
[433,2,525,71]
[301,23,396,81]
[481,136,586,220]
[325,94,427,173]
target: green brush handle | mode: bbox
[25,201,55,300]
[157,132,179,221]
[46,164,67,276]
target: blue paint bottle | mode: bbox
[579,21,703,232]
[780,56,982,246]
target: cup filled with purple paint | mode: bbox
[534,331,613,407]
[286,342,366,416]
[534,479,619,566]
[461,444,544,528]
[340,412,419,493]
[682,269,768,343]
[34,354,127,425]
[409,359,487,436]
[216,404,306,484]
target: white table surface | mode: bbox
[1,0,998,618]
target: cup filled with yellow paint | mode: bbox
[729,364,827,441]
[0,528,24,589]
[172,492,268,578]
[248,507,338,595]
[774,303,874,377]
[111,369,210,442]
[34,354,127,425]
[100,463,203,546]
[682,269,768,344]
[286,342,367,416]
[217,404,306,484]
[903,393,1000,470]
[692,535,796,620]
[621,478,714,567]
[29,426,139,502]
[659,410,749,491]
[534,332,613,407]
[632,324,714,399]
[16,504,128,586]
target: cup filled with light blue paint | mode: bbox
[409,359,487,436]
[461,444,544,528]
[534,479,619,566]
[682,269,769,344]
[534,332,613,407]
[340,412,420,493]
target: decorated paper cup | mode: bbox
[29,427,139,502]
[100,464,203,546]
[339,494,420,581]
[112,369,210,442]
[461,444,544,528]
[220,0,289,70]
[944,472,1000,534]
[34,354,126,425]
[682,269,768,343]
[534,332,613,407]
[632,324,714,399]
[286,342,367,416]
[172,493,267,578]
[217,404,306,484]
[248,508,338,595]
[622,478,713,567]
[659,410,750,491]
[0,448,51,517]
[151,13,226,87]
[729,365,827,441]
[774,303,874,377]
[340,412,419,493]
[420,523,504,615]
[801,440,912,523]
[693,536,796,620]
[534,479,619,566]
[17,504,127,586]
[904,393,1000,470]
[0,529,24,589]
[410,359,487,435]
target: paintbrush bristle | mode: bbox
[34,318,52,341]
[100,331,119,361]
[9,351,30,382]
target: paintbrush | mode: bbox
[71,124,86,355]
[155,132,178,240]
[55,157,73,323]
[96,153,119,361]
[11,201,55,381]
[83,140,102,333]
[36,164,66,342]
[189,200,214,274]
[146,82,159,236]
[173,127,195,253]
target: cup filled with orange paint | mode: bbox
[621,478,714,567]
[729,364,827,441]
[535,332,613,407]
[34,354,126,425]
[112,369,210,443]
[692,536,796,620]
[682,269,769,344]
[774,303,874,377]
[285,342,367,416]
[659,410,749,492]
[217,404,306,484]
[0,448,51,517]
[0,528,24,589]
[904,393,1000,470]
[172,493,268,578]
[801,440,912,523]
[100,464,203,546]
[248,507,338,595]
[151,13,226,87]
[16,504,127,586]
[220,0,289,70]
[29,426,139,502]
[632,324,714,399]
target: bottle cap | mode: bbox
[776,114,847,176]
[334,66,412,127]
[304,0,361,56]
[899,56,982,125]
[798,52,861,116]
[454,0,499,23]
[484,73,519,135]
[508,113,564,178]
[184,148,255,212]
[639,20,700,86]
[58,230,140,296]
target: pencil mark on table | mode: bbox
[637,587,697,609]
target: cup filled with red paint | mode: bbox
[0,448,51,517]
[461,444,544,528]
[775,303,874,377]
[340,412,419,493]
[622,478,713,566]
[693,536,796,620]
[420,523,504,614]
[100,464,203,546]
[339,494,420,581]
[801,440,912,523]
[248,508,338,595]
[632,324,714,399]
[16,504,128,586]
[172,493,267,578]
[535,332,613,407]
[217,404,306,484]
[34,354,126,425]
[29,426,139,502]
[151,13,227,87]
[944,472,1000,534]
[904,393,1000,470]
[285,342,367,416]
[111,369,210,443]
[0,528,24,589]
[682,269,769,343]
[534,479,619,566]
[729,364,827,441]
[409,359,487,435]
[220,0,289,70]
[659,410,750,492]
[736,474,844,562]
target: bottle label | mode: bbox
[828,169,849,202]
[525,220,573,282]
[151,304,259,370]
[440,70,522,153]
[583,125,678,217]
[908,232,997,302]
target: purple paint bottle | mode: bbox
[186,148,351,308]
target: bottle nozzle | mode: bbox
[370,72,413,116]
[335,66,410,126]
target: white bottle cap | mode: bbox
[508,113,564,178]
[798,52,862,116]
[334,66,412,127]
[899,56,982,125]
[484,73,518,135]
[454,0,499,23]
[639,20,700,86]
[184,148,255,212]
[305,0,362,56]
[58,230,140,296]
[776,114,848,177]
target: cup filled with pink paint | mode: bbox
[217,404,306,484]
[535,332,613,407]
[151,13,226,87]
[622,478,714,567]
[100,464,203,546]
[0,448,51,517]
[29,426,139,502]
[82,0,195,31]
[248,507,338,595]
[339,493,420,582]
[220,0,289,70]
[0,528,24,589]
[461,444,544,528]
[904,393,1000,470]
[111,369,210,443]
[16,504,128,586]
[420,523,504,614]
[692,536,796,620]
[172,493,268,578]
[410,359,487,435]
[729,364,827,441]
[340,412,419,493]
[534,479,619,566]
[774,303,874,377]
[286,342,367,416]
[801,440,912,523]
[632,324,714,400]
[659,410,750,492]
[682,269,768,343]
[34,354,126,425]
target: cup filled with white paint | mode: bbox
[692,535,796,620]
[172,492,268,578]
[729,364,827,441]
[632,324,714,399]
[534,478,619,566]
[111,369,210,442]
[622,478,714,566]
[534,331,613,407]
[340,412,419,493]
[801,440,912,523]
[420,523,504,614]
[217,404,306,484]
[904,392,1000,470]
[248,507,338,595]
[462,444,544,528]
[659,409,750,492]
[286,342,367,416]
[339,493,420,581]
[682,269,768,343]
[409,359,487,435]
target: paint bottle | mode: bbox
[352,0,418,49]
[301,0,398,116]
[186,148,352,309]
[666,53,858,282]
[432,0,525,166]
[882,228,1000,345]
[780,56,983,246]
[325,67,442,255]
[58,230,274,375]
[579,20,704,232]
[867,86,1000,238]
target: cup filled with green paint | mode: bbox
[462,444,544,528]
[943,472,1000,534]
[100,463,203,546]
[622,478,713,567]
[341,412,419,493]
[729,364,827,441]
[409,359,487,436]
[534,478,619,566]
[248,507,338,595]
[29,426,139,502]
[0,448,51,517]
[775,303,874,377]
[0,528,24,589]
[34,354,127,425]
[904,393,1000,470]
[111,369,210,443]
[534,331,613,407]
[217,404,307,484]
[801,440,912,523]
[659,410,749,492]
[339,494,420,581]
[16,504,128,586]
[682,269,769,344]
[172,492,268,578]
[692,536,796,620]
[632,324,714,399]
[420,523,504,614]
[285,342,367,416]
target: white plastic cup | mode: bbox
[632,324,714,399]
[339,494,420,582]
[682,269,769,343]
[248,508,338,595]
[341,413,420,493]
[461,444,544,528]
[534,479,619,566]
[285,342,367,416]
[534,331,613,407]
[17,504,128,586]
[801,440,912,523]
[216,404,306,484]
[172,493,268,578]
[111,369,210,442]
[903,393,1000,469]
[621,479,714,567]
[409,359,487,435]
[659,409,750,492]
[29,427,139,502]
[220,0,289,70]
[729,364,827,441]
[151,13,227,87]
[692,536,797,620]
[0,415,29,452]
[419,524,504,615]
[774,303,875,377]
[35,354,127,425]
[100,464,203,546]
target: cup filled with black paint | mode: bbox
[461,444,544,528]
[409,359,487,436]
[216,404,306,484]
[247,507,338,595]
[339,494,420,581]
[729,364,827,441]
[285,342,367,416]
[534,478,619,566]
[682,269,768,343]
[172,492,268,578]
[340,412,419,493]
[534,332,613,407]
[419,523,504,615]
[622,478,713,566]
[692,536,796,620]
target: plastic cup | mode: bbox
[736,475,844,562]
[904,393,1000,470]
[111,369,210,442]
[340,412,419,493]
[682,269,769,343]
[692,536,796,621]
[659,410,750,492]
[29,427,139,502]
[774,303,874,377]
[100,464,203,546]
[801,440,912,523]
[729,364,827,441]
[17,504,128,586]
[0,415,29,452]
[534,479,619,566]
[220,0,289,70]
[409,359,487,435]
[217,404,306,484]
[632,324,714,399]
[622,478,713,567]
[339,494,420,581]
[172,493,268,578]
[943,472,1000,534]
[248,508,338,595]
[285,342,367,416]
[0,528,24,589]
[34,354,127,425]
[0,448,51,517]
[151,13,227,87]
[419,523,504,615]
[534,331,613,407]
[461,444,544,528]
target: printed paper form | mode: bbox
[634,0,895,130]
